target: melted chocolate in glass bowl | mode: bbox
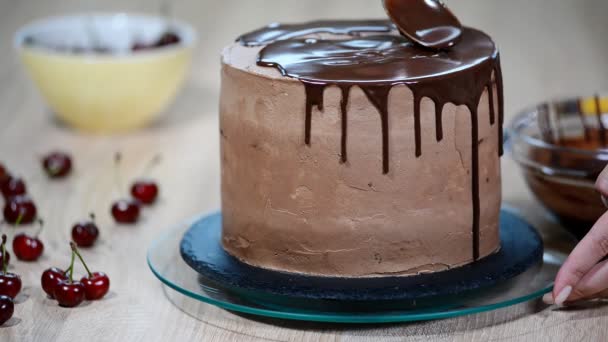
[237,16,503,260]
[521,96,608,238]
[538,95,608,148]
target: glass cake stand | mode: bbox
[147,209,575,324]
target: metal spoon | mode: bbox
[383,0,463,50]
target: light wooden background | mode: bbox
[1,0,607,341]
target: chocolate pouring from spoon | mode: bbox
[383,0,463,50]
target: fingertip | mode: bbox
[542,292,555,305]
[553,269,572,298]
[596,173,608,196]
[553,211,608,296]
[555,285,573,306]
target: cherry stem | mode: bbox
[142,155,162,178]
[67,249,76,283]
[34,219,44,237]
[89,213,96,222]
[15,212,24,227]
[114,152,124,196]
[1,235,6,274]
[71,242,92,277]
[48,163,61,176]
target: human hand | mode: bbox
[543,166,608,305]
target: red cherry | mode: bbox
[0,164,9,184]
[0,295,14,326]
[80,272,110,300]
[131,179,159,205]
[111,153,141,224]
[42,151,72,178]
[111,199,140,224]
[0,235,20,299]
[54,280,85,307]
[71,243,110,300]
[3,195,37,224]
[72,214,99,247]
[13,234,44,261]
[0,273,21,299]
[1,177,26,199]
[41,267,67,299]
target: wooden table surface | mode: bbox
[1,0,608,341]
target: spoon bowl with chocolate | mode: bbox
[14,13,197,133]
[509,95,608,239]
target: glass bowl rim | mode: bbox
[507,99,608,159]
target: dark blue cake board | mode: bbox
[180,210,543,303]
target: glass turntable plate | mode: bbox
[147,208,574,323]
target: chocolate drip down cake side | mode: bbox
[219,16,504,277]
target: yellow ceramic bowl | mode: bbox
[14,13,196,133]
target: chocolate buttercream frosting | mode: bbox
[236,16,503,261]
[220,1,504,276]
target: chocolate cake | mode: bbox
[219,1,504,277]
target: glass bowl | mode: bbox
[508,95,608,239]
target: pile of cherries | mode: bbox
[131,31,181,51]
[1,152,72,226]
[2,169,36,226]
[26,30,181,55]
[111,154,161,225]
[0,151,160,325]
[0,152,73,325]
[0,232,110,323]
[41,243,109,307]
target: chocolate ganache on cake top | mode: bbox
[234,0,503,261]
